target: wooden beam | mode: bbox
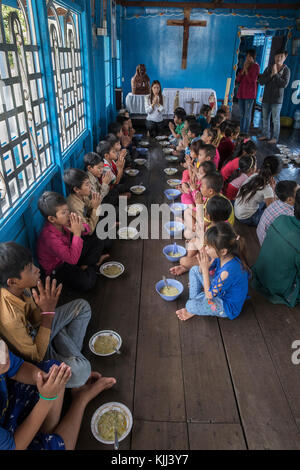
[116,1,300,10]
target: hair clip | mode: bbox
[236,235,240,241]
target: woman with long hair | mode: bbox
[144,80,165,137]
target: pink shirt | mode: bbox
[37,221,90,275]
[236,62,260,100]
[213,149,220,169]
[221,158,239,182]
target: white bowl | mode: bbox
[160,141,170,147]
[134,159,147,166]
[164,167,178,176]
[99,262,125,279]
[126,204,144,216]
[91,402,133,445]
[139,141,149,147]
[125,169,139,176]
[130,185,146,195]
[163,148,174,155]
[118,227,138,239]
[89,330,122,357]
[167,179,181,187]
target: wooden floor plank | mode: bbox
[219,299,300,449]
[132,420,189,450]
[188,423,246,450]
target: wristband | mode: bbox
[39,393,58,401]
[41,311,55,315]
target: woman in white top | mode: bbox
[234,155,281,226]
[144,80,165,137]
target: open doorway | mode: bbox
[233,28,288,131]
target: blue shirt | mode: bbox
[196,115,210,132]
[0,351,24,450]
[209,257,249,319]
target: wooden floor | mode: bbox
[60,130,300,450]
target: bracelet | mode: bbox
[41,311,55,315]
[39,393,58,401]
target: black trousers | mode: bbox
[145,120,165,138]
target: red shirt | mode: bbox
[221,157,239,182]
[236,62,260,100]
[218,137,235,169]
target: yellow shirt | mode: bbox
[204,193,235,226]
[0,288,51,362]
[67,193,99,234]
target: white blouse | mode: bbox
[144,95,164,122]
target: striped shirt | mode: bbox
[256,199,294,246]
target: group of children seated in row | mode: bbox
[168,107,300,321]
[0,110,143,450]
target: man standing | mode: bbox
[258,48,290,144]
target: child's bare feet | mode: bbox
[176,308,195,321]
[169,265,188,276]
[97,254,110,266]
[71,372,116,406]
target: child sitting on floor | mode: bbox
[105,133,133,169]
[256,179,298,246]
[96,140,131,198]
[201,171,235,226]
[196,104,212,133]
[171,194,232,275]
[234,155,282,227]
[37,192,109,292]
[0,242,92,387]
[221,139,257,186]
[84,152,113,199]
[181,121,201,156]
[217,122,236,169]
[168,107,188,146]
[176,222,250,321]
[223,155,257,201]
[0,338,116,450]
[199,127,220,169]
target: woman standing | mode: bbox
[236,49,260,134]
[144,80,165,137]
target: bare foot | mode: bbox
[97,254,110,266]
[176,308,195,321]
[170,265,188,276]
[258,136,268,141]
[71,372,116,405]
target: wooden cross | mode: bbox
[167,8,207,69]
[186,97,200,115]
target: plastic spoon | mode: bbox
[173,242,178,255]
[113,411,119,450]
[163,275,170,291]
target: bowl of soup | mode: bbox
[162,244,187,262]
[167,179,181,188]
[164,167,178,176]
[155,278,184,301]
[164,221,185,238]
[118,227,139,239]
[130,185,146,194]
[136,148,148,156]
[169,202,187,217]
[163,148,174,155]
[164,189,181,200]
[126,204,144,217]
[134,159,147,166]
[91,402,133,445]
[89,330,122,357]
[155,135,169,141]
[133,133,143,140]
[165,155,179,162]
[125,169,139,176]
[99,262,124,279]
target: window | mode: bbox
[47,1,86,153]
[104,35,111,107]
[0,1,52,219]
[116,39,121,88]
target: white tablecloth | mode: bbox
[162,88,217,116]
[125,93,147,114]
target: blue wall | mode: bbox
[121,7,299,117]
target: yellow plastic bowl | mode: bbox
[280,116,293,128]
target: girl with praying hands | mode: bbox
[145,80,165,137]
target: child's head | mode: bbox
[275,180,299,206]
[0,242,40,289]
[239,154,257,176]
[201,127,218,145]
[188,122,201,139]
[96,140,117,161]
[205,195,232,224]
[116,115,130,132]
[84,152,104,179]
[190,140,203,160]
[174,107,186,126]
[200,104,212,120]
[219,120,233,137]
[198,144,216,164]
[105,133,122,152]
[201,171,224,198]
[210,114,224,129]
[197,160,216,180]
[108,122,123,139]
[63,168,91,197]
[118,108,130,119]
[150,80,163,104]
[204,222,249,270]
[38,191,70,227]
[216,108,227,123]
[230,122,240,140]
[239,155,282,203]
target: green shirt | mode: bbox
[175,122,185,137]
[251,215,300,307]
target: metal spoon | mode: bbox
[114,411,119,450]
[163,275,170,291]
[173,242,178,255]
[113,348,122,355]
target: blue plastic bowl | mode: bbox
[136,147,148,155]
[164,189,181,201]
[164,221,185,238]
[155,278,184,301]
[169,202,187,217]
[134,134,143,140]
[163,244,187,262]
